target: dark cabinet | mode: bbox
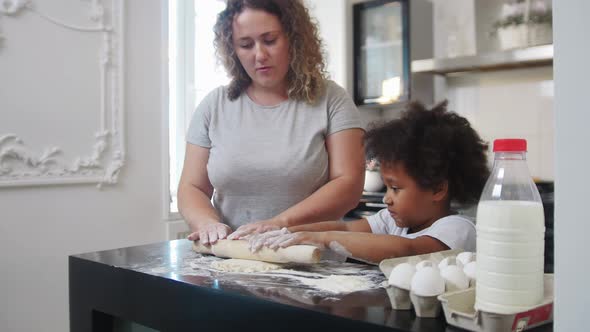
[353,0,410,106]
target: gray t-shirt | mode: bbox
[186,80,362,229]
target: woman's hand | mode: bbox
[227,219,283,240]
[187,222,232,245]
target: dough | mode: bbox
[193,239,320,264]
[211,259,282,273]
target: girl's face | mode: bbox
[381,163,445,233]
[232,8,290,92]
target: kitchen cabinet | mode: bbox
[353,0,410,106]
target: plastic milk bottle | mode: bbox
[475,139,545,314]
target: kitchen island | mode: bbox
[69,240,552,332]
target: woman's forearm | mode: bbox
[273,129,365,227]
[275,174,363,227]
[177,183,221,231]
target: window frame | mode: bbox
[164,0,229,221]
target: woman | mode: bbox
[178,0,365,245]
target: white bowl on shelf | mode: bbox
[364,170,384,192]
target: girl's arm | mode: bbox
[245,219,372,252]
[287,218,372,233]
[270,231,449,264]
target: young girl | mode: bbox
[248,101,490,263]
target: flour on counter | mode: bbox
[133,252,385,297]
[135,253,223,277]
[211,259,282,273]
[296,274,374,294]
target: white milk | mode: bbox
[475,200,545,314]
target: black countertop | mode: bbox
[69,239,552,332]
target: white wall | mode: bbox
[430,0,555,181]
[553,1,590,329]
[0,1,167,331]
[306,0,348,89]
[446,68,554,180]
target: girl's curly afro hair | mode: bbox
[364,101,490,205]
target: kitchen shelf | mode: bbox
[362,190,386,197]
[411,44,553,75]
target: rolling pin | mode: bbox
[192,239,321,264]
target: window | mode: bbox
[168,0,230,215]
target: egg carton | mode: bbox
[379,249,464,317]
[438,274,553,332]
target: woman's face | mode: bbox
[232,8,290,92]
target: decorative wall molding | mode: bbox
[0,0,124,188]
[0,0,29,16]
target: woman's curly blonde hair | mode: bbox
[214,0,328,104]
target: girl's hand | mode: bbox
[247,227,290,252]
[267,231,326,250]
[187,222,232,245]
[227,219,282,240]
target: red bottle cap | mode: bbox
[493,139,527,152]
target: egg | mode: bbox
[463,261,477,283]
[438,256,463,270]
[410,266,445,297]
[388,262,416,290]
[416,260,437,271]
[440,265,470,292]
[456,252,476,266]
